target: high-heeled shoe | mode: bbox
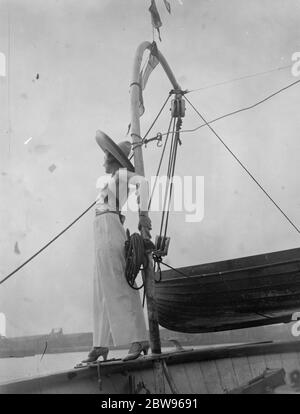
[82,346,109,363]
[123,341,149,361]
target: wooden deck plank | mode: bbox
[231,357,254,386]
[178,361,208,394]
[182,363,198,394]
[167,363,193,394]
[247,355,268,378]
[199,360,223,394]
[182,362,207,394]
[295,351,300,382]
[188,362,209,394]
[296,351,300,366]
[264,353,283,371]
[135,367,156,393]
[215,358,239,393]
[132,368,162,394]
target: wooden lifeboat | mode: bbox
[155,247,300,333]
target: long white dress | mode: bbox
[93,169,147,347]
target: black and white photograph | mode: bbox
[1,0,300,397]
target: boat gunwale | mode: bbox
[160,247,300,281]
[160,258,300,283]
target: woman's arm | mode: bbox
[124,170,152,232]
[109,169,152,231]
[127,171,149,214]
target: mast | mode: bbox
[130,41,181,392]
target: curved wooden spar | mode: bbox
[131,41,181,175]
[130,42,181,361]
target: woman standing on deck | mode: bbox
[83,130,151,363]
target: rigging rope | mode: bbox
[185,95,300,235]
[158,117,182,241]
[141,78,300,147]
[0,202,96,285]
[162,117,182,241]
[130,93,171,156]
[150,107,184,275]
[184,78,300,134]
[159,117,177,238]
[148,115,173,209]
[155,258,191,278]
[187,64,292,93]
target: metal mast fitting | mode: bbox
[170,88,187,119]
[171,96,186,118]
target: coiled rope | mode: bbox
[124,230,155,290]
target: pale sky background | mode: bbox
[0,0,300,337]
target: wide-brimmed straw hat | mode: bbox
[95,130,135,172]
